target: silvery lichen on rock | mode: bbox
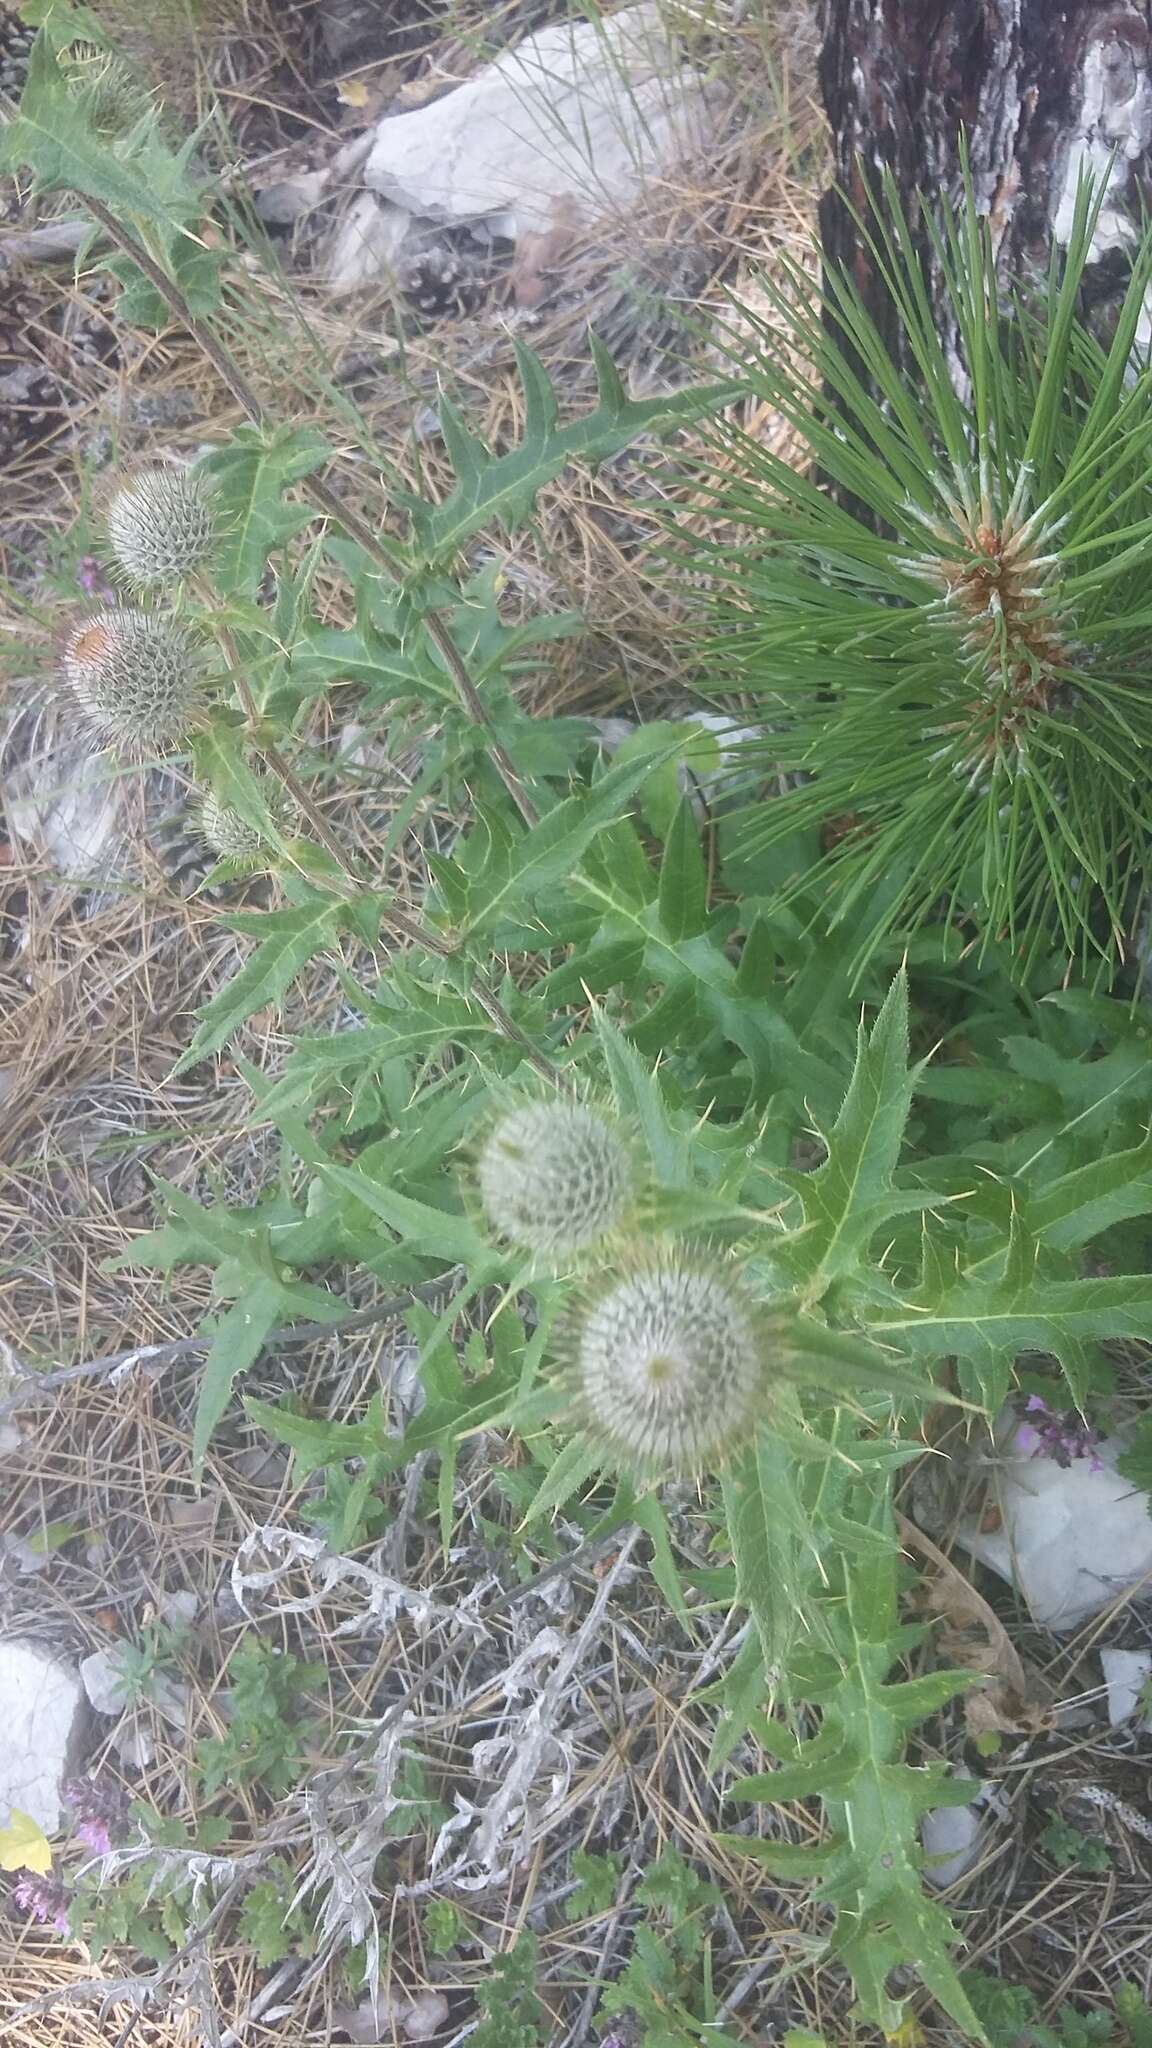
[477,1100,634,1257]
[63,608,205,753]
[105,467,217,591]
[575,1257,764,1476]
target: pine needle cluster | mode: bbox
[696,178,1152,984]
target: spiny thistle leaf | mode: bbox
[199,425,329,599]
[403,338,739,567]
[777,973,920,1295]
[172,901,348,1074]
[727,1487,988,2043]
[871,1262,1152,1410]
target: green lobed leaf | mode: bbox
[173,901,346,1073]
[244,1396,387,1473]
[192,1278,284,1479]
[405,339,740,566]
[201,424,329,598]
[316,1161,494,1267]
[780,974,918,1296]
[456,745,680,938]
[657,795,709,942]
[1025,1124,1152,1248]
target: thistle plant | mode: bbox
[62,607,205,752]
[105,464,217,590]
[696,176,1152,984]
[572,1255,765,1474]
[60,41,148,134]
[16,13,1152,2043]
[476,1100,636,1258]
[196,780,293,864]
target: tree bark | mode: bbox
[818,1,1152,337]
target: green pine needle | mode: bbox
[688,171,1152,985]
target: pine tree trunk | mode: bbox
[818,1,1152,332]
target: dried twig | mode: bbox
[0,1274,462,1420]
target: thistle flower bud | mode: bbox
[197,786,289,863]
[575,1258,763,1474]
[63,609,205,753]
[62,44,150,136]
[477,1101,634,1257]
[106,467,216,590]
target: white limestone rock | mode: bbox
[0,1639,86,1835]
[957,1420,1152,1631]
[360,3,724,241]
[921,1795,986,1890]
[1100,1646,1152,1727]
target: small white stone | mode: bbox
[327,191,413,292]
[402,1991,451,2041]
[112,1724,155,1769]
[1100,1647,1152,1727]
[158,1588,199,1629]
[957,1417,1152,1631]
[332,1991,451,2044]
[0,1639,86,1835]
[360,2,723,241]
[921,1774,986,1890]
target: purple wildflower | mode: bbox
[63,1771,127,1854]
[77,555,116,603]
[74,1817,112,1856]
[12,1871,71,1934]
[1013,1393,1104,1471]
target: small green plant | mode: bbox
[298,1456,390,1551]
[599,1847,732,2048]
[963,1972,1152,2048]
[1037,1815,1113,1874]
[423,1897,465,1954]
[235,1859,318,1968]
[196,1641,323,1800]
[66,1806,230,1962]
[113,1620,187,1705]
[565,1848,623,1922]
[471,1934,546,2048]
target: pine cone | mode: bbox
[398,237,492,323]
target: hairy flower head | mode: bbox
[197,785,290,864]
[63,608,205,753]
[477,1100,634,1257]
[574,1256,764,1475]
[105,466,217,590]
[62,44,150,135]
